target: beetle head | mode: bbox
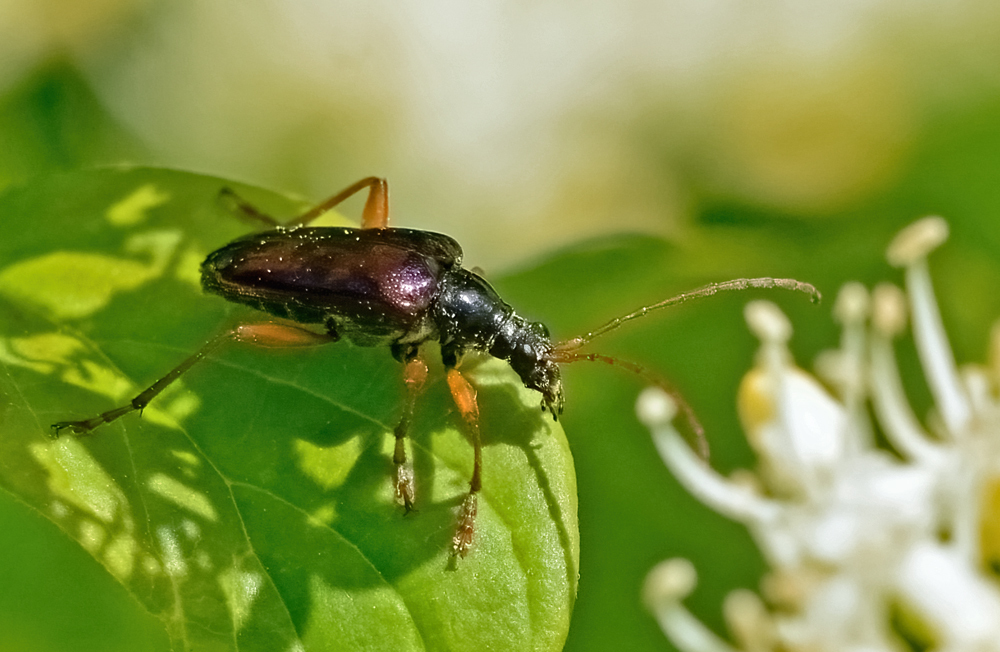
[503,320,564,419]
[529,356,564,419]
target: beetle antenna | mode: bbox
[550,350,709,460]
[554,277,819,354]
[548,276,818,459]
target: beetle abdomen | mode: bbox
[201,227,460,345]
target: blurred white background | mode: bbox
[2,0,999,267]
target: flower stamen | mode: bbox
[887,216,971,437]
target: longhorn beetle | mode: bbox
[52,177,819,556]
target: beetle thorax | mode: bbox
[433,268,564,417]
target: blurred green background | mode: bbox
[3,1,1000,651]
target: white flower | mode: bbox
[639,217,1000,652]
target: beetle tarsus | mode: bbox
[395,464,416,512]
[51,402,137,438]
[393,414,415,511]
[50,421,87,438]
[452,492,478,557]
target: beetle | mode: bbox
[52,177,819,556]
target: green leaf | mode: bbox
[0,169,578,652]
[0,61,146,189]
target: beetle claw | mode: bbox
[49,422,72,439]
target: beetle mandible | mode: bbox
[52,177,819,556]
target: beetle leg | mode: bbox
[217,188,282,227]
[218,177,389,229]
[357,178,389,230]
[393,356,428,511]
[51,323,338,437]
[287,177,389,229]
[445,368,483,557]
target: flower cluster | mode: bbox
[639,217,1000,652]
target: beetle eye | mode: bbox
[531,322,550,339]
